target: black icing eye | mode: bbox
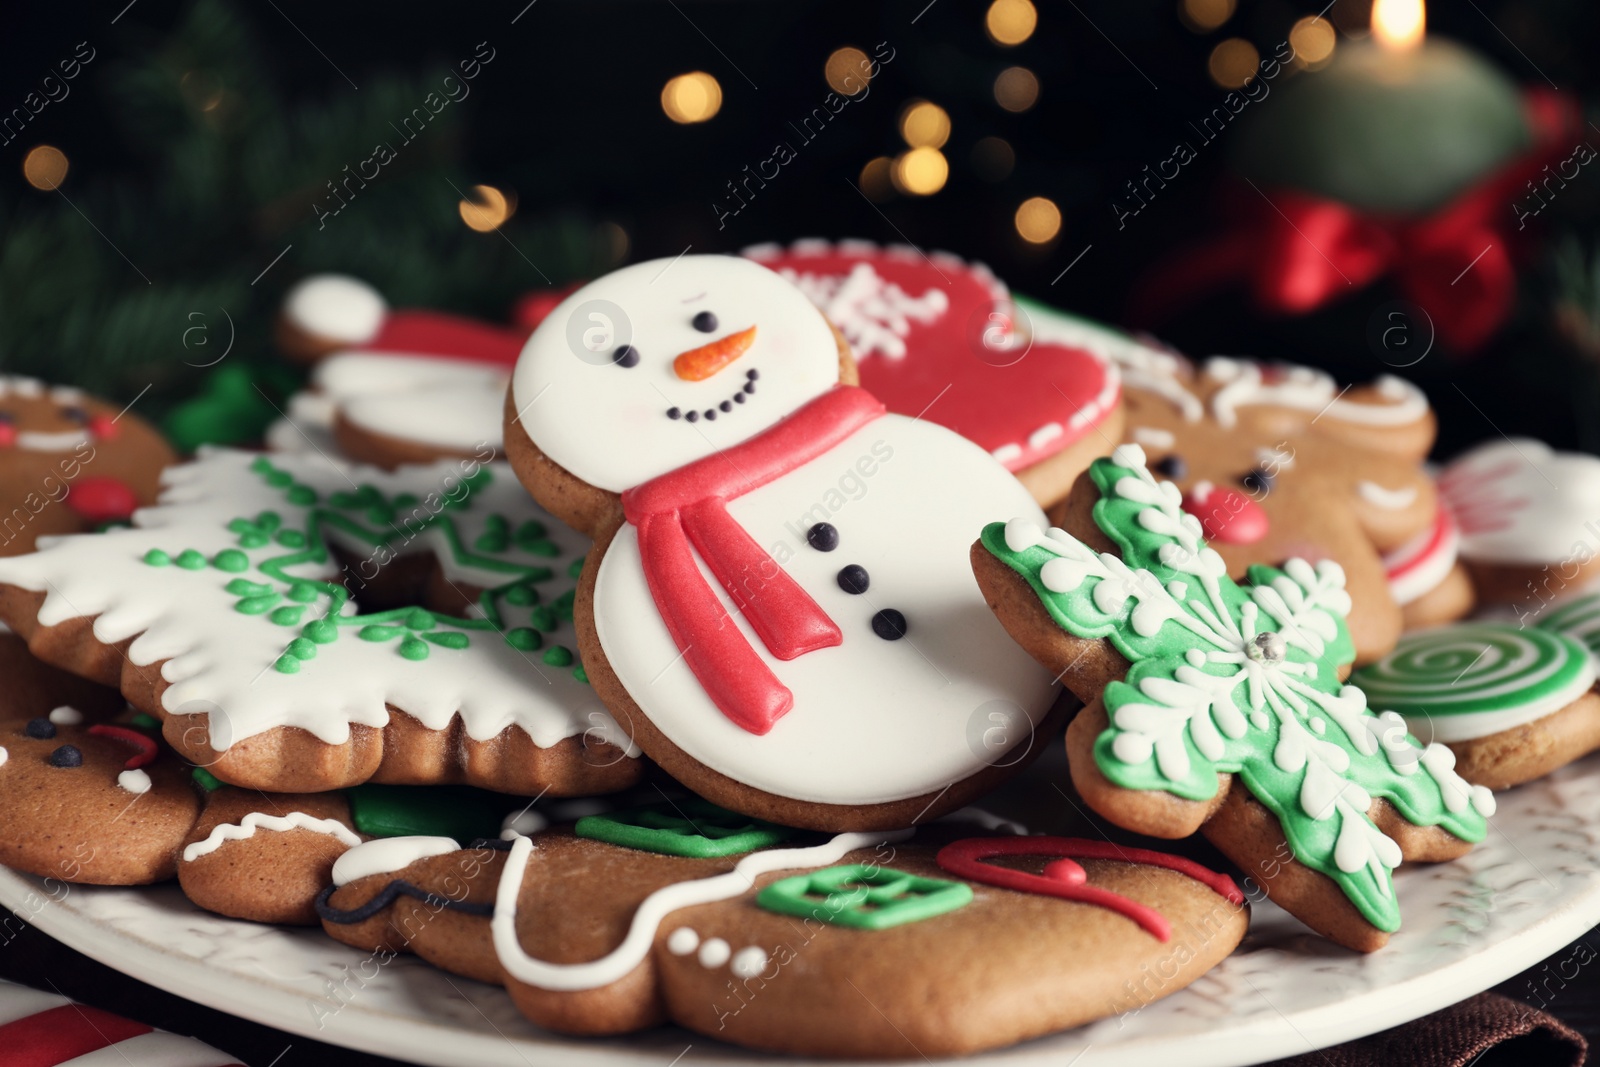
[49,744,83,768]
[613,345,640,369]
[1151,454,1186,480]
[872,609,908,641]
[60,406,89,423]
[807,523,839,552]
[1241,467,1274,494]
[24,718,56,740]
[692,311,718,333]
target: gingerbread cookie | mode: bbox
[319,802,1246,1057]
[0,708,526,923]
[0,978,242,1066]
[1054,355,1464,662]
[1351,619,1600,790]
[270,274,531,468]
[742,240,1123,505]
[504,255,1065,831]
[1438,437,1600,610]
[0,448,640,795]
[973,444,1493,952]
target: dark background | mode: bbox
[2,0,1598,455]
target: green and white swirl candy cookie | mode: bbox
[1351,618,1600,789]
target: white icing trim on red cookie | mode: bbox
[0,450,639,759]
[1382,507,1460,606]
[1439,438,1600,565]
[283,275,387,344]
[332,835,460,886]
[771,259,950,360]
[182,811,362,862]
[491,829,908,991]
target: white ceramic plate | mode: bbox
[5,747,1600,1067]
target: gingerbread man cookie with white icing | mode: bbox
[502,255,1066,831]
[0,448,641,795]
[318,801,1246,1058]
[1061,355,1469,662]
[742,240,1123,505]
[974,445,1493,952]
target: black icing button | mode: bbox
[1151,454,1186,480]
[871,609,907,641]
[24,718,56,739]
[746,368,759,380]
[692,311,718,333]
[49,744,83,768]
[806,522,839,552]
[837,564,870,595]
[667,407,682,420]
[613,344,641,368]
[686,411,700,423]
[704,409,718,421]
[719,400,733,413]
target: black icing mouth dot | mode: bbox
[49,744,83,768]
[692,311,718,333]
[613,345,640,369]
[666,368,761,423]
[872,609,908,641]
[807,523,839,552]
[1151,454,1186,480]
[24,718,56,740]
[1241,467,1274,494]
[837,564,870,594]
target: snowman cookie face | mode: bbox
[505,256,1065,831]
[512,256,843,493]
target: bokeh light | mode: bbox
[661,72,723,124]
[985,0,1038,46]
[458,184,515,231]
[825,47,872,94]
[860,156,896,201]
[1179,0,1235,33]
[971,137,1015,182]
[1289,16,1337,67]
[899,100,951,148]
[894,147,949,196]
[22,146,68,191]
[1014,196,1061,243]
[1207,38,1259,89]
[993,66,1040,112]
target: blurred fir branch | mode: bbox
[0,0,613,447]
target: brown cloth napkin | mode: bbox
[1268,992,1586,1067]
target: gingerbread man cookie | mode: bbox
[0,448,640,795]
[742,240,1123,505]
[974,444,1493,952]
[1060,355,1467,662]
[271,274,535,468]
[318,801,1246,1057]
[1352,612,1600,789]
[503,255,1065,831]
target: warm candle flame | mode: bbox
[1372,0,1425,51]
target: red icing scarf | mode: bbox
[621,385,886,735]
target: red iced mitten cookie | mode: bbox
[0,449,640,795]
[743,239,1123,506]
[973,444,1493,952]
[318,800,1247,1058]
[503,255,1066,831]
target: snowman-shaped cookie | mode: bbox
[504,256,1063,830]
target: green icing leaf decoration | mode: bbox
[756,865,972,930]
[979,445,1494,932]
[575,799,793,857]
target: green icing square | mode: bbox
[574,799,792,858]
[756,864,972,930]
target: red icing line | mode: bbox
[1384,506,1455,583]
[88,724,158,770]
[622,386,884,735]
[935,836,1245,943]
[364,310,528,367]
[0,1003,151,1067]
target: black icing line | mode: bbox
[314,880,496,925]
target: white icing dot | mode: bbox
[0,746,7,767]
[284,274,386,342]
[1167,580,1188,600]
[730,946,768,979]
[48,706,84,725]
[1309,717,1326,735]
[667,927,700,956]
[698,937,731,968]
[117,769,152,795]
[500,809,548,840]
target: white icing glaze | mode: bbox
[1357,481,1419,511]
[592,416,1057,806]
[1382,507,1460,606]
[117,768,151,794]
[0,449,640,757]
[500,809,549,840]
[513,256,843,493]
[1439,438,1600,564]
[730,945,769,979]
[774,260,948,360]
[491,830,907,991]
[1203,358,1429,430]
[697,938,731,968]
[1133,427,1175,449]
[332,835,460,886]
[183,811,362,862]
[17,430,92,453]
[48,706,83,725]
[284,274,387,343]
[666,927,699,955]
[0,747,7,767]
